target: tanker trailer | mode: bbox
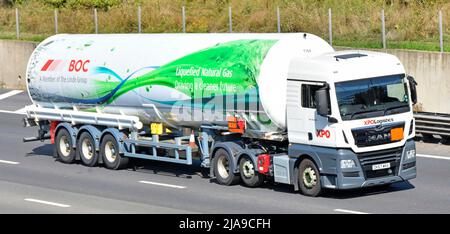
[23,33,417,196]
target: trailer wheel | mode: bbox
[55,128,76,164]
[298,159,322,197]
[77,132,98,167]
[213,149,239,186]
[100,134,128,170]
[239,156,264,187]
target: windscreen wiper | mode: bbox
[350,108,383,120]
[383,104,410,115]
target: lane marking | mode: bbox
[14,107,27,114]
[0,90,23,100]
[334,209,369,214]
[417,154,450,161]
[0,108,26,115]
[24,198,71,208]
[0,159,20,165]
[138,180,186,189]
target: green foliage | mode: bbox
[1,0,450,52]
[65,0,123,10]
[38,0,123,10]
[39,0,66,8]
[3,0,28,6]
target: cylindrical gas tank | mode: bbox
[26,33,334,132]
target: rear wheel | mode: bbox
[100,134,128,170]
[239,156,264,187]
[213,149,239,185]
[298,159,322,197]
[55,128,76,164]
[78,132,98,167]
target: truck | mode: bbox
[22,33,417,197]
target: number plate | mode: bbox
[372,162,391,171]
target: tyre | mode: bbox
[100,134,128,170]
[239,156,264,187]
[298,158,322,197]
[77,132,98,167]
[55,128,76,164]
[213,149,239,185]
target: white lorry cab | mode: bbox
[23,33,417,196]
[285,50,417,195]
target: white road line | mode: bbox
[0,109,25,115]
[0,159,20,165]
[24,198,71,208]
[334,209,369,214]
[139,180,186,189]
[417,154,450,161]
[14,107,27,114]
[0,90,23,100]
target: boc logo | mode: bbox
[68,59,90,72]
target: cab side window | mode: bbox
[301,84,322,108]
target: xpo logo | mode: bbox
[364,118,394,125]
[68,60,90,72]
[316,129,331,138]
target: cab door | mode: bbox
[286,80,329,145]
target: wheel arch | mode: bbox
[55,122,78,148]
[100,128,127,154]
[236,153,256,168]
[210,141,266,176]
[236,148,265,173]
[291,154,323,191]
[210,142,242,177]
[77,125,102,152]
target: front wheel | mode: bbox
[239,156,264,187]
[298,159,322,197]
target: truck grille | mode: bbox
[352,122,405,147]
[357,147,402,179]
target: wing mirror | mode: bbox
[315,84,337,123]
[407,75,418,105]
[315,86,330,117]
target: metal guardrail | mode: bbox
[414,112,450,138]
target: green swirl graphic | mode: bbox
[93,39,278,104]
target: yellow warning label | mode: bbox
[151,123,163,135]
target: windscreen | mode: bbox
[335,74,410,120]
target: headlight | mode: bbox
[340,159,356,169]
[406,149,416,159]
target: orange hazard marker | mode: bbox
[390,128,404,141]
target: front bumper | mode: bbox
[322,139,417,190]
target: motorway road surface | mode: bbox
[0,89,449,214]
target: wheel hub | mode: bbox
[242,161,255,177]
[303,167,317,188]
[82,138,94,160]
[59,136,71,157]
[104,141,117,163]
[217,156,230,179]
